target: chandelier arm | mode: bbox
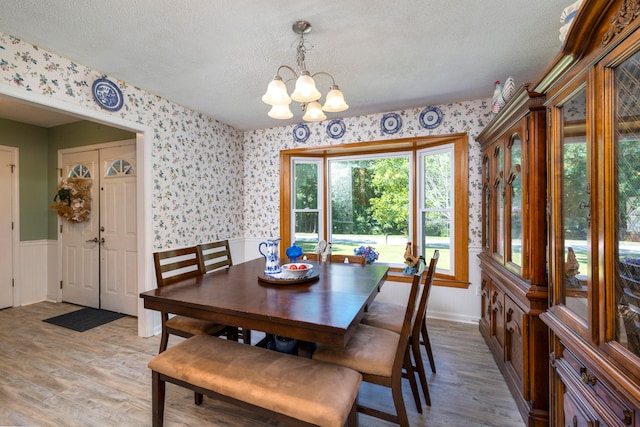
[276,65,299,80]
[310,71,337,86]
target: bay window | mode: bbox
[280,134,469,287]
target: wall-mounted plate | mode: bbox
[326,119,346,139]
[293,124,310,143]
[92,78,123,112]
[381,113,402,134]
[419,106,443,129]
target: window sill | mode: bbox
[386,268,470,289]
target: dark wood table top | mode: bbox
[140,257,389,347]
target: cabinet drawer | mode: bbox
[564,389,601,427]
[505,296,525,385]
[480,274,491,329]
[561,348,634,426]
[490,283,505,348]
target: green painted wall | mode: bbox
[47,121,134,240]
[0,118,49,241]
[0,118,134,241]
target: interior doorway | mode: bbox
[0,145,17,309]
[59,140,137,316]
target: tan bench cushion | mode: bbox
[149,335,361,427]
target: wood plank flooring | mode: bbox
[0,302,524,426]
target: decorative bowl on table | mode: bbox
[280,263,313,279]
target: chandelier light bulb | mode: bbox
[322,85,349,112]
[268,103,294,119]
[291,71,321,103]
[302,101,327,122]
[262,76,291,106]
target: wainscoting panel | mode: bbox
[18,240,53,306]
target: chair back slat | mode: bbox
[391,257,426,374]
[153,246,204,287]
[411,250,439,339]
[198,240,233,273]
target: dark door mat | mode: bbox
[43,307,126,332]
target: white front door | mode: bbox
[99,144,138,315]
[59,140,137,315]
[0,147,15,309]
[60,150,100,308]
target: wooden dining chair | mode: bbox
[329,254,366,265]
[312,256,428,427]
[361,250,439,408]
[302,253,366,264]
[197,240,250,345]
[153,247,229,354]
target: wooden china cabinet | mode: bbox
[477,84,549,425]
[538,0,640,425]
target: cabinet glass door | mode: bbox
[482,153,491,253]
[613,50,640,356]
[559,87,590,322]
[493,145,505,260]
[508,134,523,269]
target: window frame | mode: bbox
[279,133,469,288]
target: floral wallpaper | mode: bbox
[0,32,244,249]
[0,31,494,250]
[244,101,494,247]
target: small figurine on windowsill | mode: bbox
[314,240,332,262]
[403,242,420,275]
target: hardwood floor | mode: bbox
[0,302,524,426]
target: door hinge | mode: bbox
[60,224,63,233]
[12,278,14,288]
[9,164,15,173]
[11,222,14,230]
[60,280,63,289]
[58,168,62,178]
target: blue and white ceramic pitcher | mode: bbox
[259,238,281,275]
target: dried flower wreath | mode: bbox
[49,178,92,223]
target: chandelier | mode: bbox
[262,20,349,122]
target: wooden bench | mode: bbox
[148,335,362,427]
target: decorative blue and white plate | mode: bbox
[326,119,346,139]
[419,107,443,129]
[381,113,402,134]
[293,124,310,143]
[92,78,123,112]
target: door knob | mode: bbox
[86,237,99,243]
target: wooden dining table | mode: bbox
[140,257,389,353]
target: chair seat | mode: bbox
[149,335,361,427]
[361,301,403,334]
[166,315,227,336]
[313,323,400,377]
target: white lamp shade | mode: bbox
[322,86,349,112]
[302,101,327,122]
[268,104,294,119]
[262,77,291,106]
[291,72,321,103]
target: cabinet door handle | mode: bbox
[580,368,597,386]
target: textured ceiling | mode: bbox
[0,0,572,130]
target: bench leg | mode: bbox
[152,371,165,427]
[346,398,358,427]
